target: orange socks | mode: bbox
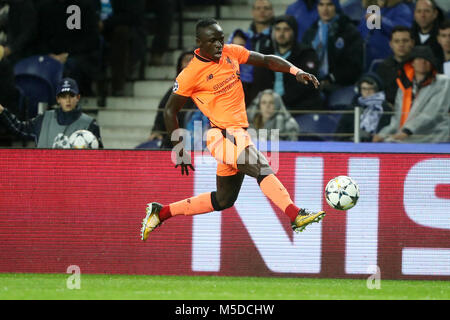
[168,192,214,217]
[259,174,299,222]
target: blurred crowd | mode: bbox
[0,0,449,148]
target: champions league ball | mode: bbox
[68,130,99,149]
[52,133,71,149]
[325,176,360,210]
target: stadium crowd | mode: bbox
[0,0,449,148]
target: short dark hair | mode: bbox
[196,18,218,38]
[439,19,450,32]
[390,25,413,40]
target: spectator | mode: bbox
[376,26,415,106]
[341,0,365,22]
[251,14,324,112]
[99,0,146,96]
[243,0,275,104]
[437,19,450,76]
[358,0,413,71]
[228,28,254,106]
[0,78,103,148]
[302,0,364,96]
[285,0,319,43]
[147,0,174,66]
[247,89,300,141]
[335,72,391,142]
[148,50,195,149]
[0,0,37,118]
[248,0,274,53]
[373,46,450,143]
[412,0,446,62]
[32,0,102,96]
[0,0,37,64]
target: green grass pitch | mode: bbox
[0,273,449,300]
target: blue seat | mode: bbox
[14,55,64,118]
[14,75,54,118]
[327,85,355,109]
[368,59,384,73]
[135,140,162,149]
[295,113,342,141]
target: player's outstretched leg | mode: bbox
[140,202,163,241]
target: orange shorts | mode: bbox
[206,127,254,176]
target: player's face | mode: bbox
[438,28,450,53]
[414,0,438,30]
[57,92,80,112]
[390,31,414,59]
[197,24,225,62]
[259,93,275,121]
[318,0,336,23]
[412,57,432,75]
[274,22,294,48]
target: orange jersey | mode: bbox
[173,44,250,129]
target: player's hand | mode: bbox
[296,71,320,89]
[174,148,195,176]
[175,162,195,176]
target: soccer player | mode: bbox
[141,18,325,241]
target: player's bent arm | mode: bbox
[163,92,189,147]
[246,51,296,73]
[246,51,320,88]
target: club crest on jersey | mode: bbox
[172,80,179,92]
[206,74,214,81]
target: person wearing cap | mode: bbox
[0,77,103,148]
[302,0,364,94]
[373,45,450,143]
[251,14,324,112]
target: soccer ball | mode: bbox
[52,133,71,149]
[68,130,99,149]
[325,176,360,210]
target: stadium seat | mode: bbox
[327,85,355,109]
[135,140,162,149]
[368,59,384,73]
[295,113,342,141]
[14,75,54,118]
[14,55,63,118]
